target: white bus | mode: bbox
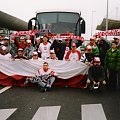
[28,10,85,36]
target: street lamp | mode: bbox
[106,0,109,40]
[91,11,95,36]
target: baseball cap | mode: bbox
[50,49,55,54]
[20,36,25,39]
[4,37,9,40]
[33,52,38,55]
[18,48,23,51]
[72,43,76,47]
[26,39,31,43]
[113,37,119,40]
[90,37,95,40]
[56,38,62,42]
[86,45,92,51]
[36,37,40,41]
[94,57,100,63]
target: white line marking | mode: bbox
[32,106,61,120]
[0,108,17,120]
[81,104,107,120]
[0,86,12,94]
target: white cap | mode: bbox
[20,36,25,39]
[40,36,43,39]
[1,46,7,50]
[113,37,119,40]
[72,43,76,47]
[50,49,55,53]
[33,52,38,55]
[18,48,23,51]
[86,45,92,50]
[36,37,40,41]
[94,57,100,62]
[90,37,95,40]
[56,38,62,41]
[26,39,31,43]
[4,37,9,40]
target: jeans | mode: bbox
[38,76,55,88]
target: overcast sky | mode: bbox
[0,0,120,39]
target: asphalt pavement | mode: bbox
[0,85,120,120]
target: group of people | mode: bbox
[81,36,120,91]
[0,34,120,92]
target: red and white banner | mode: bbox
[0,57,88,87]
[95,29,120,36]
[11,30,84,41]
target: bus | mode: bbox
[28,10,85,36]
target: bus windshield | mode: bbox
[36,12,80,34]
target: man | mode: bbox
[87,57,106,91]
[32,52,39,60]
[49,49,58,60]
[65,43,81,61]
[2,36,17,57]
[96,36,110,66]
[25,62,57,92]
[50,39,66,60]
[38,36,51,60]
[80,45,94,66]
[23,39,34,59]
[113,37,120,49]
[0,46,11,59]
[87,37,99,56]
[104,41,120,90]
[13,48,28,60]
[14,36,27,50]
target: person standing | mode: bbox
[87,37,99,56]
[80,45,94,66]
[38,36,51,59]
[113,37,120,49]
[104,41,120,90]
[65,43,81,61]
[96,36,110,66]
[23,40,34,59]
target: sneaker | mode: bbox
[46,87,51,91]
[40,88,47,92]
[102,80,106,85]
[93,84,99,89]
[24,80,28,85]
[87,79,90,84]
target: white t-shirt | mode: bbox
[38,42,51,59]
[0,53,11,59]
[69,52,79,61]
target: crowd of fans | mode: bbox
[0,34,120,91]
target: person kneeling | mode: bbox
[87,57,106,91]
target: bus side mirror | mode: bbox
[28,20,32,30]
[81,19,85,34]
[28,17,37,30]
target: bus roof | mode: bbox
[36,9,81,15]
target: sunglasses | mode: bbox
[94,61,100,63]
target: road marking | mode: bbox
[0,108,17,120]
[32,106,61,120]
[0,86,12,94]
[81,104,107,120]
